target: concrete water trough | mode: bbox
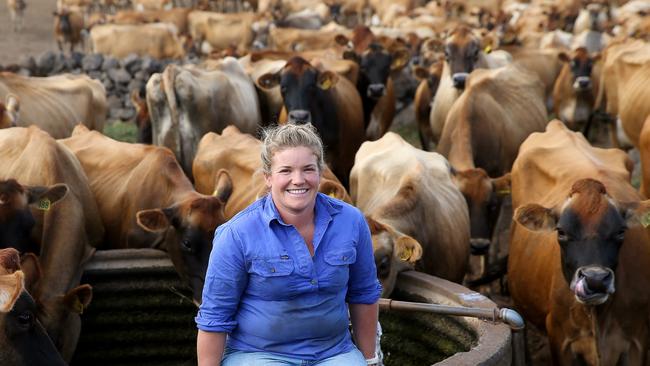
[71,249,516,365]
[379,270,517,365]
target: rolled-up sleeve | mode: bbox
[346,210,382,304]
[195,225,248,332]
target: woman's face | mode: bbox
[265,146,321,218]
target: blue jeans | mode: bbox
[221,347,366,366]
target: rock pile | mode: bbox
[5,51,184,122]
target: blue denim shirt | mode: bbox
[195,193,382,360]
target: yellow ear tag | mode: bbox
[497,188,511,195]
[640,212,650,228]
[484,45,492,54]
[328,192,336,198]
[38,198,51,211]
[72,297,84,314]
[320,78,332,90]
[399,247,413,261]
[212,188,219,197]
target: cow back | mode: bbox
[0,72,107,138]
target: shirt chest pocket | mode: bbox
[322,247,357,289]
[248,258,296,300]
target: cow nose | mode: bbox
[452,73,469,89]
[469,238,491,255]
[288,110,311,124]
[578,266,614,294]
[574,76,592,90]
[367,83,385,98]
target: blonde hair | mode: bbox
[261,123,325,174]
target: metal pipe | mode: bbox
[378,298,526,366]
[378,298,523,330]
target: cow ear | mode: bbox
[27,184,68,209]
[492,173,511,197]
[558,52,570,63]
[318,180,349,202]
[63,284,92,315]
[591,52,601,62]
[317,71,338,90]
[413,65,430,81]
[395,235,422,264]
[0,271,24,313]
[20,253,41,293]
[514,203,557,232]
[390,49,410,71]
[213,169,233,204]
[136,208,171,232]
[257,72,280,89]
[620,200,650,228]
[334,34,349,46]
[365,216,388,235]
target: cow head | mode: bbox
[452,168,510,255]
[337,27,409,100]
[135,172,233,304]
[0,248,66,366]
[0,94,19,129]
[444,25,483,90]
[53,9,72,35]
[257,56,338,127]
[0,180,68,255]
[514,178,650,306]
[366,216,422,297]
[558,47,599,92]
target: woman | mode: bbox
[196,123,382,366]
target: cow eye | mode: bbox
[614,228,626,242]
[378,256,391,278]
[17,311,34,329]
[556,228,569,242]
[181,239,194,253]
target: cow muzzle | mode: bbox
[367,83,386,99]
[452,73,469,90]
[288,110,312,124]
[570,266,615,305]
[573,76,592,91]
[469,238,490,255]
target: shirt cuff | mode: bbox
[346,283,382,304]
[195,316,237,333]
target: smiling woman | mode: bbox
[196,123,382,366]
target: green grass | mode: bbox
[103,121,138,143]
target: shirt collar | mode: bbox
[262,193,342,226]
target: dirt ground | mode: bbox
[0,0,59,66]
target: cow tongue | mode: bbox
[574,277,592,298]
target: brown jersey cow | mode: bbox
[351,132,469,295]
[509,120,650,365]
[0,72,106,138]
[60,125,231,304]
[437,64,546,254]
[0,126,103,361]
[0,248,67,366]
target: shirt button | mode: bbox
[310,279,317,285]
[271,268,276,273]
[342,256,347,260]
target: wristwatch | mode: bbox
[365,352,380,365]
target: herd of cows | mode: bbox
[2,0,650,364]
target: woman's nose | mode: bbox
[290,170,305,183]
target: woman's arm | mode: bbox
[197,330,227,366]
[349,302,378,359]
